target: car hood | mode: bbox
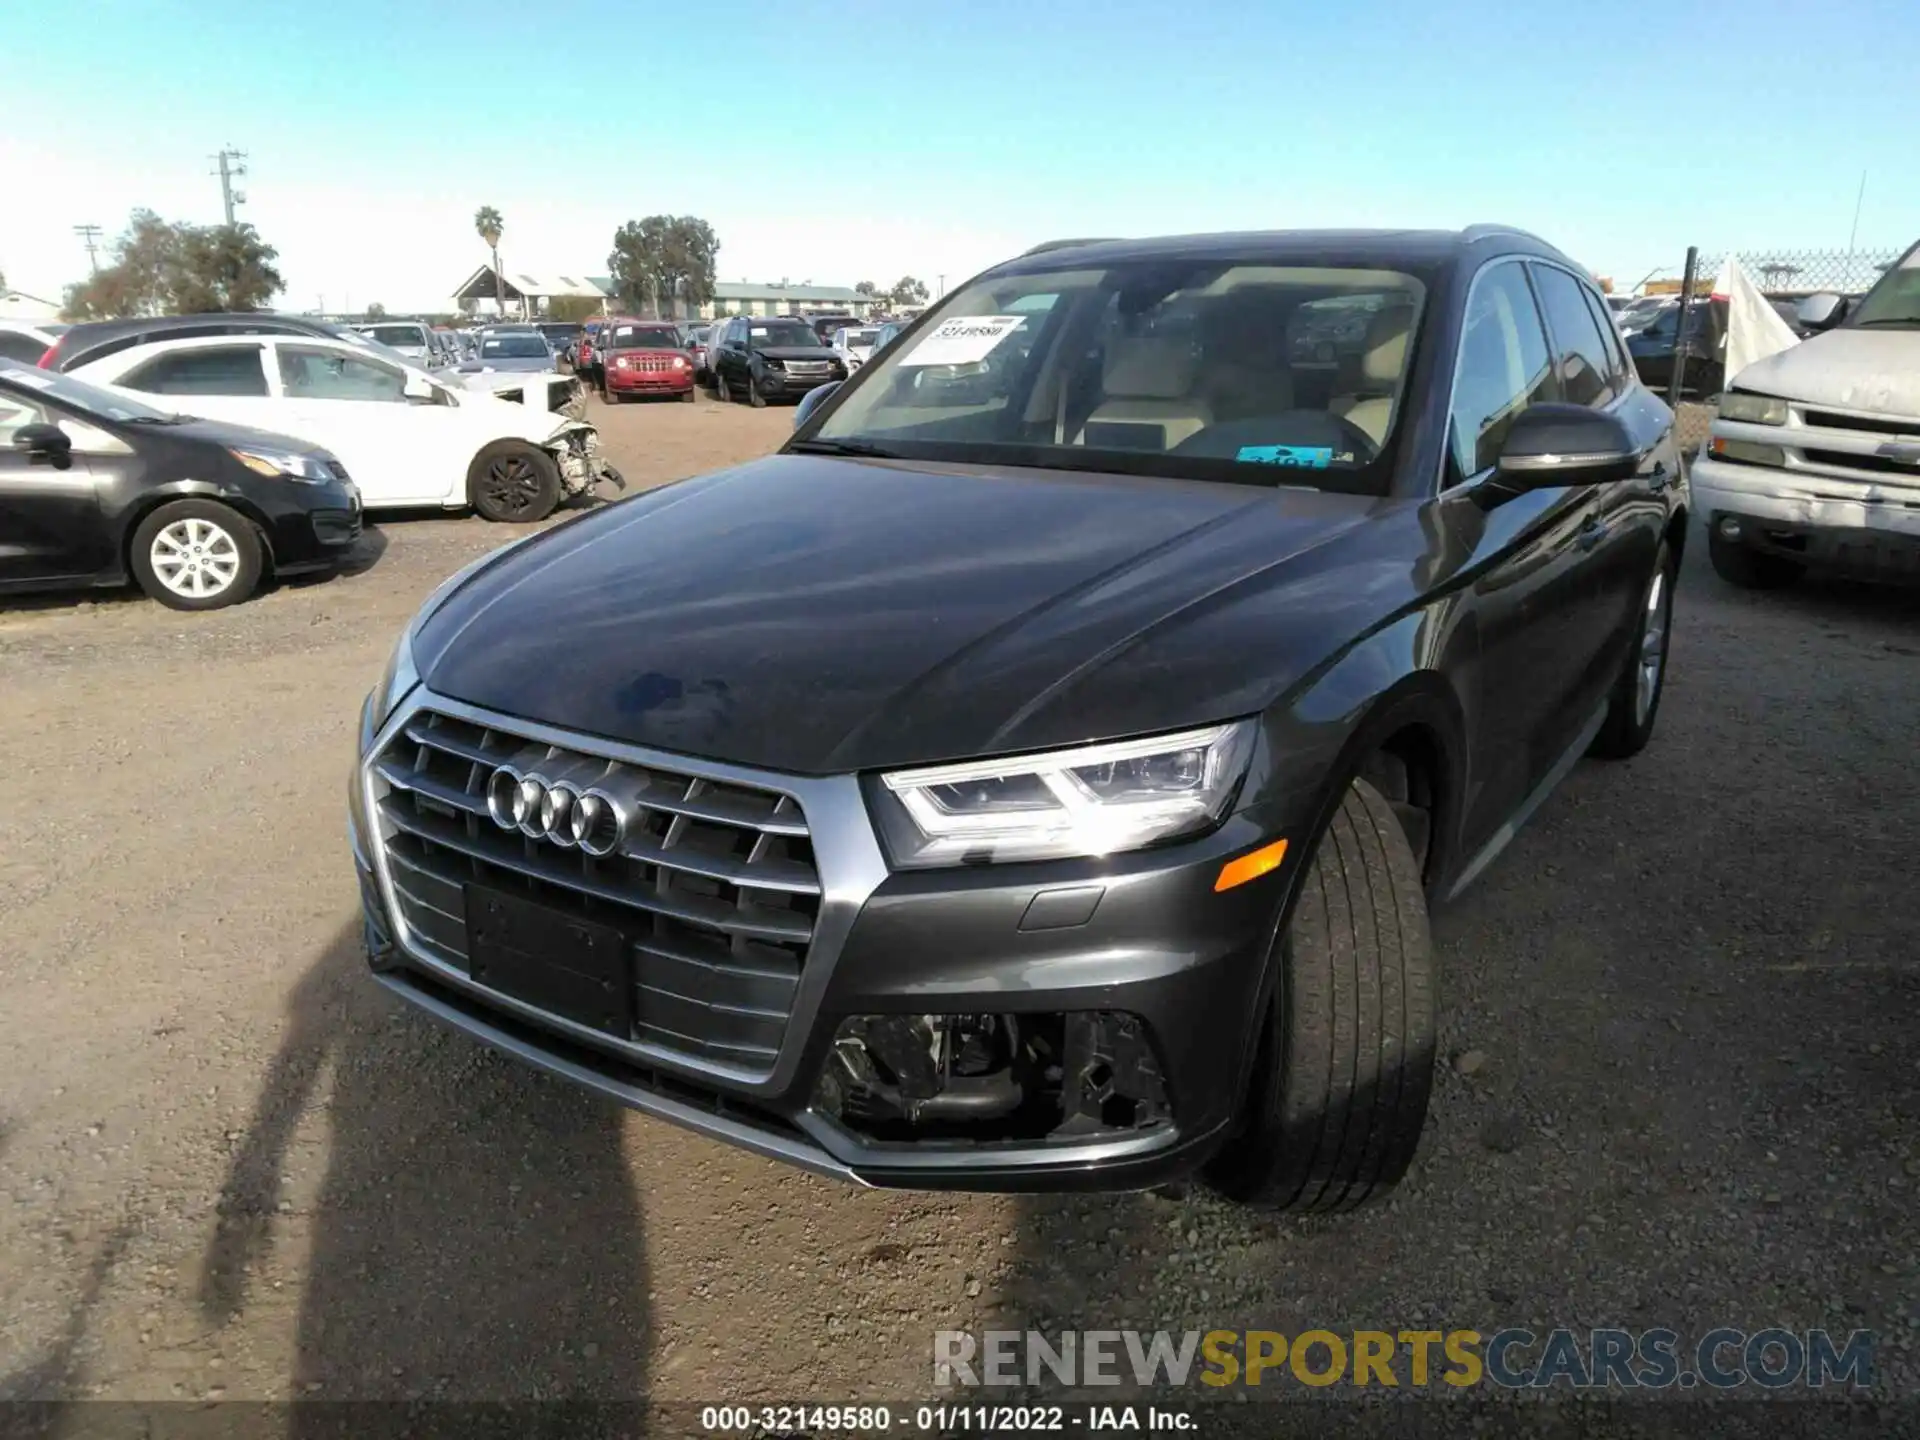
[158,413,339,459]
[413,454,1390,774]
[1730,328,1920,415]
[461,357,554,372]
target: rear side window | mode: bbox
[1580,285,1636,395]
[1530,264,1616,409]
[120,345,270,398]
[1447,261,1559,482]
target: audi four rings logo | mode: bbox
[486,764,624,856]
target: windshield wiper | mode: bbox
[788,438,903,458]
[122,414,186,425]
[1852,318,1920,328]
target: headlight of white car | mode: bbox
[874,720,1257,868]
[229,446,336,483]
[1717,392,1788,425]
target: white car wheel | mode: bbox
[150,517,242,599]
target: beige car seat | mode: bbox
[1329,306,1412,447]
[1074,336,1212,450]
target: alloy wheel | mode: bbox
[1635,568,1671,725]
[150,518,241,599]
[479,454,544,520]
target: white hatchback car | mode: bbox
[74,334,612,521]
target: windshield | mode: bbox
[1847,244,1920,328]
[809,261,1428,492]
[607,325,681,350]
[362,324,429,348]
[0,362,178,423]
[839,328,879,347]
[751,321,821,348]
[479,335,552,359]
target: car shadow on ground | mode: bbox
[196,924,654,1416]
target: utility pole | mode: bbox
[210,146,248,225]
[73,224,103,273]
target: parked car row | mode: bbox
[1,311,624,614]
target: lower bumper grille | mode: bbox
[370,708,820,1073]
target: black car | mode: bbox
[0,364,361,611]
[707,315,847,405]
[43,313,395,375]
[537,321,582,364]
[349,226,1683,1207]
[1625,298,1724,397]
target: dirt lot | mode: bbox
[3,391,1917,1417]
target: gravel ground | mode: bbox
[1,390,1916,1422]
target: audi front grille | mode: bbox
[369,706,821,1074]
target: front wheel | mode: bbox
[1204,776,1436,1212]
[747,375,767,408]
[128,500,264,611]
[1590,538,1676,760]
[716,372,733,403]
[468,441,561,523]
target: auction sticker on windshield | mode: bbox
[899,316,1025,367]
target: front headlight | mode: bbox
[230,447,336,484]
[874,720,1257,868]
[1718,392,1788,425]
[366,627,420,745]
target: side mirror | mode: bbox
[1492,403,1639,492]
[12,422,74,467]
[792,381,843,430]
[403,373,437,404]
[1796,293,1846,332]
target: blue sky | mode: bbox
[2,0,1914,312]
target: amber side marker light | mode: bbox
[1214,838,1289,893]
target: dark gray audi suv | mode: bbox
[349,226,1685,1210]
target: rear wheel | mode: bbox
[128,500,263,611]
[1591,539,1676,759]
[1204,775,1436,1212]
[468,441,561,523]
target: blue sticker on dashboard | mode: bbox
[1236,445,1334,468]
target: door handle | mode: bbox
[1577,514,1607,551]
[1647,462,1675,492]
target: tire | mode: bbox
[747,375,767,408]
[1708,529,1802,590]
[1590,539,1676,760]
[680,388,696,403]
[468,441,561,523]
[128,499,263,612]
[716,372,733,403]
[1204,776,1436,1212]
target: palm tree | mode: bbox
[474,206,504,315]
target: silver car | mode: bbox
[355,320,434,365]
[460,331,559,374]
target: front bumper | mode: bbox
[260,482,362,574]
[1693,452,1920,577]
[605,368,694,394]
[349,688,1288,1190]
[755,369,841,398]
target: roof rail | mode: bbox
[1020,237,1119,257]
[1462,223,1548,246]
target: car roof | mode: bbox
[986,226,1567,276]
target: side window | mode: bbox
[0,391,49,447]
[1530,264,1616,409]
[1447,262,1559,483]
[277,345,406,402]
[120,345,269,397]
[1580,285,1636,394]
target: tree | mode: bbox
[608,215,720,319]
[854,280,880,298]
[888,276,929,308]
[60,210,283,320]
[545,294,602,323]
[365,301,387,319]
[474,205,504,313]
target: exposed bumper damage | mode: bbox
[545,421,625,497]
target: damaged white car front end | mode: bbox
[545,419,624,498]
[455,369,588,422]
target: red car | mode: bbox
[597,319,696,402]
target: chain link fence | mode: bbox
[1632,246,1900,455]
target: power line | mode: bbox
[73,224,104,273]
[210,146,248,226]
